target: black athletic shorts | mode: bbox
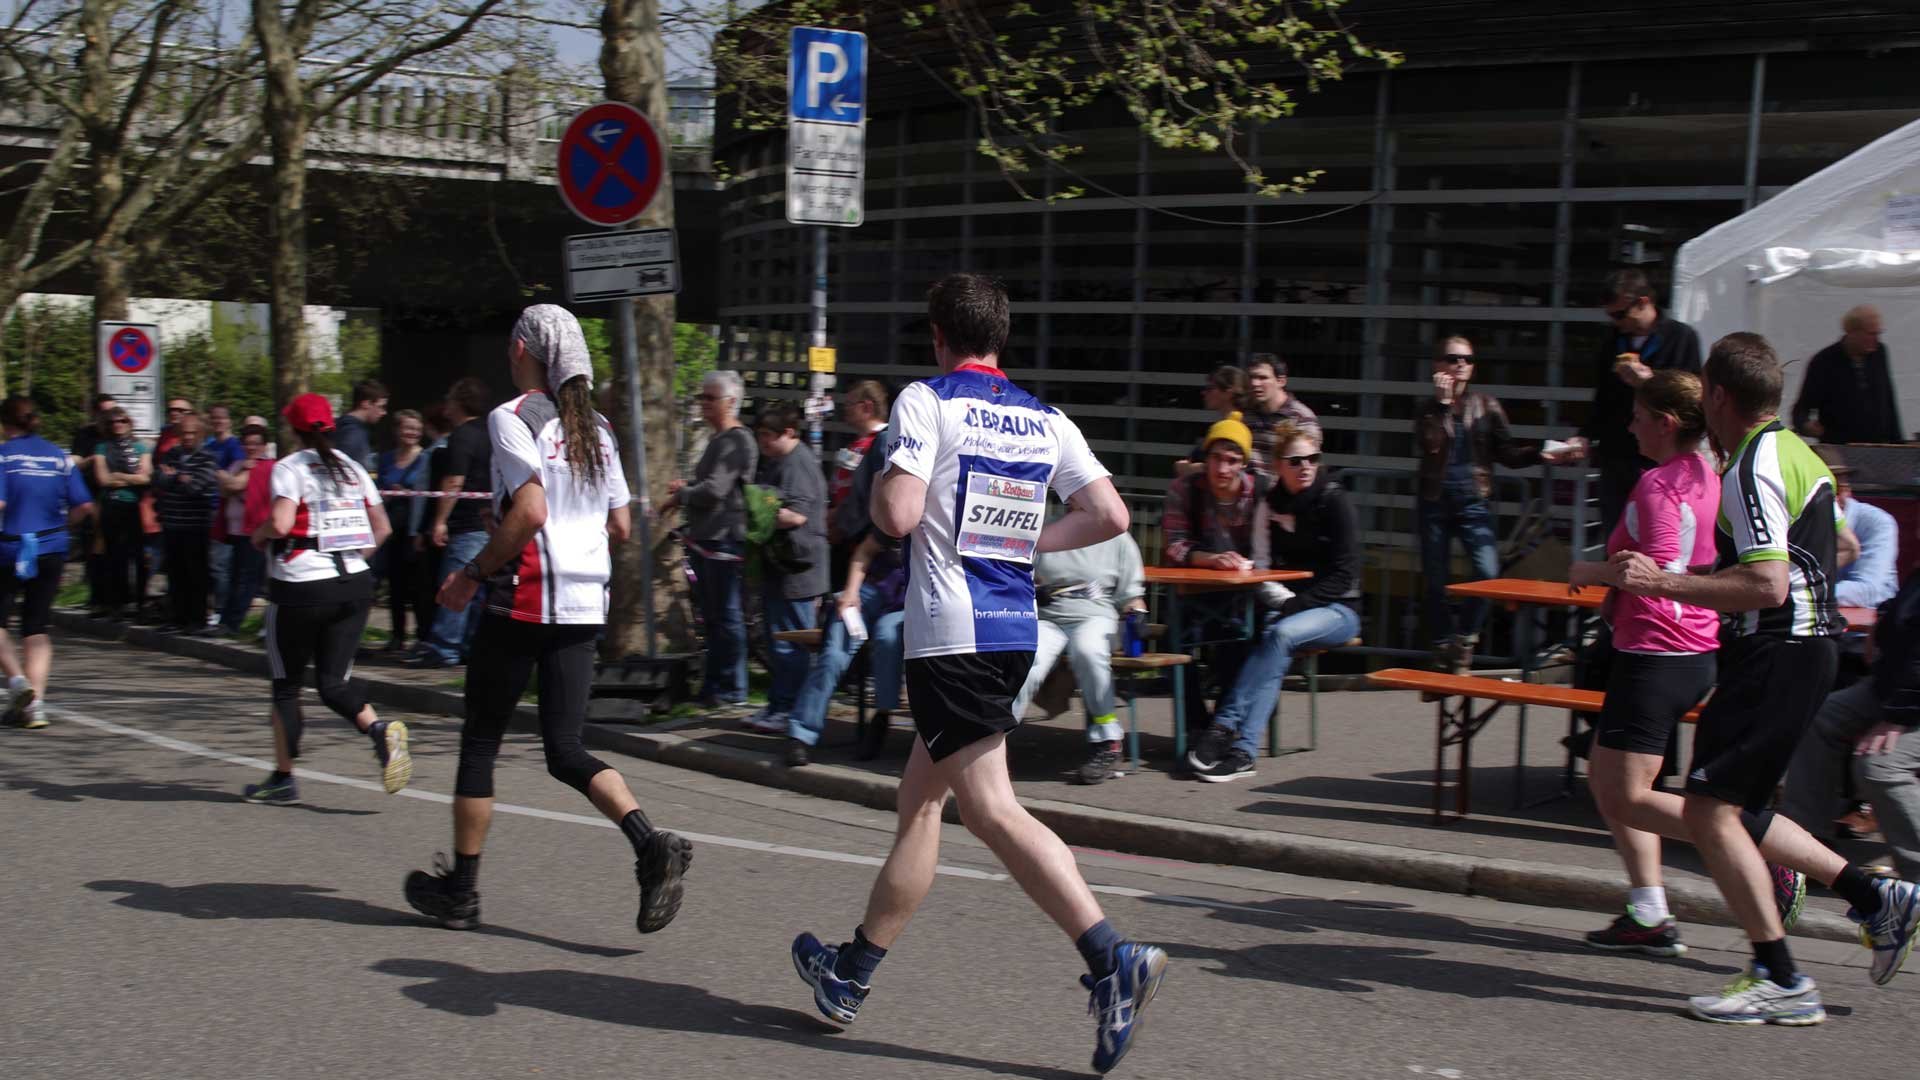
[1686,634,1839,812]
[905,651,1034,762]
[1595,651,1717,756]
[0,553,65,637]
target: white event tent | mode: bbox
[1673,118,1920,439]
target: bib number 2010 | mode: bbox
[956,471,1046,563]
[316,498,374,553]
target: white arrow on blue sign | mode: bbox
[788,26,866,125]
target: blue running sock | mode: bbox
[1076,919,1123,979]
[833,925,886,985]
[268,770,292,785]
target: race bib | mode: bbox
[315,498,373,553]
[956,471,1046,563]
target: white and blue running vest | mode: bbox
[883,363,1109,659]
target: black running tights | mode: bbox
[265,599,371,758]
[453,614,610,799]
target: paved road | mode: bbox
[4,635,1916,1080]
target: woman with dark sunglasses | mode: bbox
[87,408,151,620]
[1186,421,1364,783]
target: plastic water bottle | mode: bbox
[1123,611,1146,657]
[15,531,37,581]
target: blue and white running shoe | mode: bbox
[1852,876,1920,986]
[1083,941,1168,1074]
[792,932,869,1024]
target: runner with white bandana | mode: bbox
[404,304,692,937]
[790,273,1168,1075]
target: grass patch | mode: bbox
[56,580,89,608]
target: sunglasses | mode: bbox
[1604,297,1644,321]
[1280,452,1322,467]
[695,392,721,402]
[168,406,190,414]
[1440,354,1474,365]
[111,418,132,426]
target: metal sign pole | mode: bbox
[617,296,656,658]
[808,225,830,452]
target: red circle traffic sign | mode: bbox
[108,327,155,374]
[555,102,665,226]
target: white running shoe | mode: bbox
[741,708,787,734]
[1686,965,1825,1026]
[1854,876,1920,986]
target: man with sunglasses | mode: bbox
[1415,336,1574,673]
[1571,269,1703,535]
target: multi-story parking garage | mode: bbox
[714,4,1920,650]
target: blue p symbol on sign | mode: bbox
[789,27,866,125]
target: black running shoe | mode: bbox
[1186,724,1235,772]
[1195,747,1255,783]
[1074,743,1124,785]
[405,853,480,930]
[1585,911,1686,957]
[634,831,694,934]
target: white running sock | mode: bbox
[7,675,25,691]
[1628,886,1670,926]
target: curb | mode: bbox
[54,609,1862,945]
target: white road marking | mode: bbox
[42,705,1288,916]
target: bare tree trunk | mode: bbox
[80,3,130,325]
[601,0,691,656]
[257,0,312,435]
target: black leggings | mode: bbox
[454,614,609,799]
[265,599,371,758]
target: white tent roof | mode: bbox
[1673,118,1920,439]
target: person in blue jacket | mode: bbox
[0,396,94,728]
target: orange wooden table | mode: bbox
[1445,577,1606,611]
[1144,567,1314,589]
[1143,567,1315,760]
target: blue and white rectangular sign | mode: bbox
[788,26,866,126]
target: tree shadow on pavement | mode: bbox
[84,880,640,960]
[1141,893,1759,1015]
[369,959,1088,1080]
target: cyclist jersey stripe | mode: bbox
[1714,419,1841,638]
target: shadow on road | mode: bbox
[5,775,378,814]
[370,958,1089,1080]
[1142,893,1770,1016]
[85,880,641,960]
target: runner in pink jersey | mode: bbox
[1570,370,1724,956]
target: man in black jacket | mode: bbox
[1570,269,1703,536]
[1783,572,1920,883]
[1791,305,1905,446]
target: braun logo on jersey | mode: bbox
[962,407,1047,438]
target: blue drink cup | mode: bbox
[1123,611,1145,657]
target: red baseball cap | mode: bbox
[282,393,335,433]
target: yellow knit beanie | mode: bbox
[1204,411,1253,459]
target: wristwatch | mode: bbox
[463,561,489,583]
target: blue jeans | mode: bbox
[787,582,905,746]
[424,529,488,663]
[762,585,820,713]
[1418,485,1501,644]
[1212,603,1361,758]
[219,538,265,630]
[694,542,748,702]
[208,539,232,619]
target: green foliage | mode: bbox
[311,315,383,400]
[715,0,1402,201]
[578,319,720,404]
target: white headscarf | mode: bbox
[512,304,593,395]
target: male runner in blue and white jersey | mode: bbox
[791,274,1167,1074]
